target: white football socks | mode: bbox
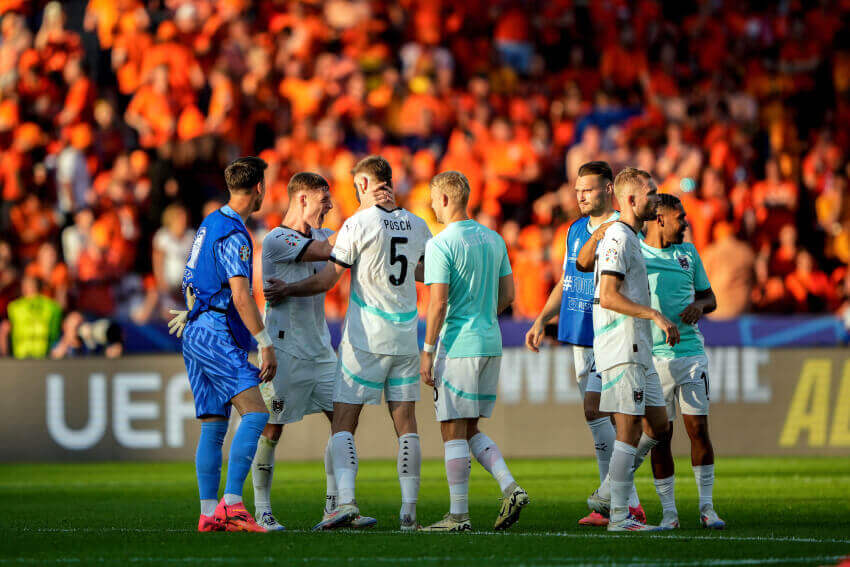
[469,432,516,496]
[444,439,470,516]
[200,499,217,517]
[609,440,637,523]
[693,464,715,511]
[324,436,338,513]
[223,493,242,505]
[653,475,677,516]
[251,436,278,514]
[633,432,659,472]
[586,417,615,484]
[332,431,358,505]
[397,433,421,520]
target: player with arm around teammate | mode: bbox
[250,172,390,531]
[179,157,276,533]
[576,167,678,532]
[265,156,431,531]
[419,171,529,532]
[524,161,645,526]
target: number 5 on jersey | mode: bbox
[389,236,408,286]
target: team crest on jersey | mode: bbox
[633,390,644,404]
[271,399,284,414]
[239,244,250,261]
[677,256,690,270]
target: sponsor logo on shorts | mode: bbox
[678,256,690,270]
[271,399,284,414]
[633,390,644,404]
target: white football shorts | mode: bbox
[334,340,420,405]
[653,354,710,420]
[572,345,602,396]
[599,362,665,416]
[433,351,501,422]
[261,347,335,424]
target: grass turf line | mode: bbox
[1,457,849,567]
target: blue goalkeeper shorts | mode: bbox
[183,321,260,418]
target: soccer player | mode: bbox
[179,156,276,533]
[419,171,528,532]
[636,194,724,529]
[524,161,645,527]
[265,156,431,531]
[250,172,376,531]
[576,167,678,532]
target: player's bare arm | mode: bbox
[497,273,515,314]
[575,222,615,272]
[420,282,449,387]
[525,275,563,353]
[264,261,346,303]
[679,287,717,325]
[598,273,680,346]
[230,275,277,382]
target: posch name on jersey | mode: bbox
[383,219,412,231]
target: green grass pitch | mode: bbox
[2,457,849,566]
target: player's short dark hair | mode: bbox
[224,156,268,193]
[658,193,682,210]
[287,172,329,198]
[577,161,613,183]
[351,155,393,187]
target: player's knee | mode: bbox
[263,423,283,441]
[685,416,710,443]
[583,393,602,421]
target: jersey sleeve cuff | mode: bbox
[694,287,712,299]
[294,239,314,262]
[329,255,352,268]
[600,270,624,279]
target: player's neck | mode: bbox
[226,197,254,223]
[619,209,643,235]
[445,208,470,224]
[588,207,616,228]
[643,229,666,249]
[281,211,312,234]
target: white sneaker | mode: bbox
[350,514,377,529]
[607,513,662,532]
[659,512,680,530]
[700,506,726,530]
[587,489,610,517]
[255,511,286,531]
[312,502,358,531]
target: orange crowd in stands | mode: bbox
[0,0,849,345]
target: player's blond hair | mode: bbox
[287,171,329,198]
[613,167,651,201]
[351,155,393,187]
[429,171,470,206]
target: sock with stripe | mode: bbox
[397,433,421,521]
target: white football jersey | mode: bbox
[263,225,336,363]
[330,205,431,355]
[592,221,653,372]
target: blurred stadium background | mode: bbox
[0,0,849,559]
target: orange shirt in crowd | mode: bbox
[279,76,325,120]
[24,261,70,300]
[786,268,834,311]
[482,139,537,206]
[125,85,176,148]
[600,44,648,89]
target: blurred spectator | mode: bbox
[50,312,124,359]
[0,274,62,359]
[0,240,18,318]
[785,250,835,313]
[24,242,69,310]
[702,223,756,319]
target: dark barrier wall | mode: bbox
[1,347,849,462]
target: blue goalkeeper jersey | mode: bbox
[557,212,619,346]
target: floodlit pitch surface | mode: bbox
[2,457,849,566]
